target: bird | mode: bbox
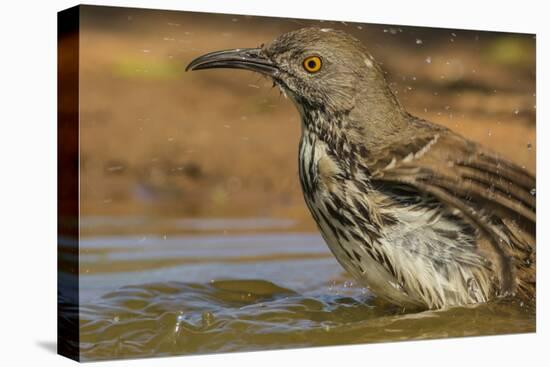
[186,27,536,310]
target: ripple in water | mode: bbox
[78,279,535,361]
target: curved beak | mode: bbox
[185,48,278,77]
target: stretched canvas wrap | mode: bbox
[58,5,536,362]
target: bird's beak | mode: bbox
[185,48,278,77]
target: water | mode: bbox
[68,217,535,361]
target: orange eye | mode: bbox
[303,56,322,73]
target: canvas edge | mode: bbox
[57,4,81,362]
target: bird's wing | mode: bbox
[366,125,535,225]
[364,121,535,295]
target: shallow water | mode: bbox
[67,217,535,361]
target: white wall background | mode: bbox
[0,0,546,366]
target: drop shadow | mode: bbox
[36,340,57,354]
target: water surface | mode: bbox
[66,217,535,361]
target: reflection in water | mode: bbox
[71,217,535,361]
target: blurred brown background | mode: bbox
[70,5,535,232]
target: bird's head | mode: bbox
[187,27,406,143]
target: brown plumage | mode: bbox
[186,27,535,309]
[367,117,536,300]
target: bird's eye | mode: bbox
[303,56,322,73]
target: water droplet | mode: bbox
[527,143,532,150]
[530,188,536,196]
[425,56,432,64]
[357,25,363,30]
[415,39,423,45]
[514,109,520,115]
[174,312,184,333]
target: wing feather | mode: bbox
[368,127,535,227]
[363,120,535,296]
